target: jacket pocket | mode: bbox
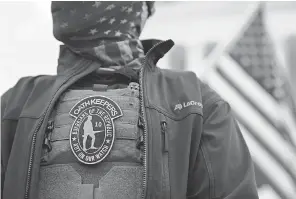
[160,113,171,199]
[38,164,94,199]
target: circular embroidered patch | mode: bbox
[69,96,123,164]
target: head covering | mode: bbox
[51,1,155,70]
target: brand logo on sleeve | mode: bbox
[174,101,203,111]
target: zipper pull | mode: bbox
[43,120,54,152]
[138,115,144,128]
[129,82,140,97]
[136,134,144,150]
[129,82,139,91]
[161,121,168,152]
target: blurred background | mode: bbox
[1,1,296,199]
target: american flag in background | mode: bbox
[202,3,296,199]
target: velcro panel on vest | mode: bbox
[39,83,142,199]
[41,84,140,164]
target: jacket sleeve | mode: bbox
[1,88,18,194]
[187,99,259,199]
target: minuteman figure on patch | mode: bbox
[82,115,103,151]
[69,96,123,164]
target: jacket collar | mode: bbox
[56,39,175,75]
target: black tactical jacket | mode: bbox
[1,39,259,199]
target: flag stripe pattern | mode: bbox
[204,3,296,199]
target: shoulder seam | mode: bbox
[203,99,225,123]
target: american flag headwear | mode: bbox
[51,1,155,69]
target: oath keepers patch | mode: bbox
[69,96,123,164]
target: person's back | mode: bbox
[1,2,259,199]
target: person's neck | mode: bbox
[66,37,145,68]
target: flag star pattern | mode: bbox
[89,28,98,35]
[105,4,116,11]
[51,1,155,71]
[109,18,116,24]
[98,17,107,23]
[130,22,135,27]
[127,7,133,13]
[121,19,128,24]
[104,30,111,35]
[121,6,128,12]
[92,1,101,8]
[228,8,287,102]
[115,31,122,36]
[83,13,91,20]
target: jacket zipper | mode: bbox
[41,120,54,163]
[161,115,170,198]
[44,120,54,152]
[161,121,168,152]
[140,40,168,199]
[24,115,44,199]
[24,40,168,199]
[139,61,148,199]
[24,60,94,199]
